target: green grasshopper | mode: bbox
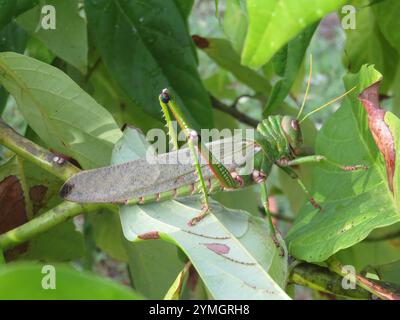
[60,61,367,229]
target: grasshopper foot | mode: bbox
[310,197,324,212]
[188,204,210,226]
[271,233,285,257]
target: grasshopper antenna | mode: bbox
[297,54,313,120]
[299,86,357,123]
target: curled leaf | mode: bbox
[358,81,396,192]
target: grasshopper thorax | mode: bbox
[255,115,303,162]
[281,115,303,154]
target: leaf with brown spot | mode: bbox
[29,185,48,215]
[137,231,160,240]
[203,243,230,255]
[358,81,396,192]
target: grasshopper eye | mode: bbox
[291,119,300,131]
[160,88,171,103]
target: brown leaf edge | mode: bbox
[358,81,396,193]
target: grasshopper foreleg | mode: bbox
[277,155,368,172]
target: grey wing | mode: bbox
[60,137,256,203]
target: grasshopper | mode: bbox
[60,59,368,230]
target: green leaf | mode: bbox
[17,0,88,72]
[241,0,346,68]
[0,263,143,299]
[25,37,56,64]
[0,0,16,31]
[371,260,400,284]
[287,65,400,262]
[0,52,122,169]
[264,23,318,115]
[114,128,290,300]
[335,226,400,272]
[15,0,39,16]
[222,0,248,53]
[0,21,27,115]
[196,37,270,93]
[343,0,399,92]
[164,262,190,300]
[85,0,213,130]
[87,209,129,262]
[373,0,400,54]
[174,0,194,19]
[88,63,163,132]
[124,240,185,299]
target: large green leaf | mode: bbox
[0,22,27,115]
[85,0,213,130]
[287,65,400,262]
[88,63,163,132]
[0,52,122,169]
[222,0,248,54]
[174,0,195,20]
[124,240,185,299]
[0,1,16,31]
[373,0,400,54]
[114,128,289,300]
[343,0,399,92]
[195,37,270,93]
[264,23,318,115]
[241,0,346,68]
[17,0,88,72]
[0,263,142,299]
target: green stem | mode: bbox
[0,119,79,180]
[0,201,116,251]
[290,262,370,299]
[328,258,400,300]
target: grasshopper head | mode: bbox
[281,116,303,155]
[160,88,171,104]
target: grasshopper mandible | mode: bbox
[60,58,368,230]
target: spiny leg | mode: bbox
[255,173,283,254]
[277,155,368,211]
[278,165,323,211]
[277,155,368,172]
[159,89,241,226]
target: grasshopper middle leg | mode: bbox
[159,89,242,225]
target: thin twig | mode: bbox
[210,95,258,127]
[328,258,400,300]
[0,119,79,181]
[0,201,115,250]
[290,262,371,299]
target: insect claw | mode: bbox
[251,170,266,184]
[310,197,323,212]
[231,171,244,186]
